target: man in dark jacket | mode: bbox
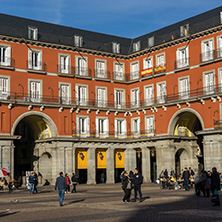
[132,168,143,202]
[182,167,190,191]
[55,172,67,206]
[211,167,221,206]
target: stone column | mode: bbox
[141,147,151,183]
[106,148,115,184]
[66,147,73,177]
[51,145,58,184]
[87,147,96,184]
[125,148,136,173]
[59,147,65,173]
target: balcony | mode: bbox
[27,60,47,74]
[153,65,166,76]
[94,69,110,80]
[75,66,92,78]
[57,64,74,76]
[0,57,15,70]
[128,71,140,81]
[214,120,222,129]
[200,50,216,64]
[113,71,125,81]
[174,58,190,71]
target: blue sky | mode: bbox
[0,0,221,38]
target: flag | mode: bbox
[141,68,153,76]
[154,65,166,74]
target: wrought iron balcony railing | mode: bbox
[200,50,216,63]
[0,56,15,68]
[113,71,125,81]
[174,58,190,70]
[94,69,110,80]
[57,64,75,75]
[75,67,92,77]
[27,60,47,72]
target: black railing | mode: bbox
[129,71,140,81]
[27,60,47,72]
[75,67,92,77]
[57,64,74,75]
[113,71,125,81]
[94,69,110,80]
[0,57,15,67]
[174,58,190,70]
[200,50,216,63]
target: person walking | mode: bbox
[194,170,201,196]
[29,172,36,194]
[55,172,67,206]
[71,173,78,193]
[122,172,133,203]
[202,170,210,197]
[7,173,12,193]
[65,173,71,193]
[211,167,220,206]
[182,167,190,191]
[101,172,105,183]
[34,173,38,194]
[132,168,143,202]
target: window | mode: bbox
[114,89,125,109]
[112,42,120,54]
[59,54,70,74]
[28,27,38,40]
[176,47,189,68]
[204,71,215,94]
[0,45,11,66]
[180,24,189,37]
[28,49,42,70]
[131,118,140,136]
[76,116,90,136]
[144,85,154,106]
[96,60,106,78]
[219,68,222,91]
[60,83,70,104]
[96,117,109,137]
[76,56,87,76]
[131,88,140,108]
[179,77,189,99]
[114,62,124,80]
[156,53,165,67]
[29,80,41,102]
[133,41,141,52]
[145,115,154,135]
[130,61,139,80]
[148,36,154,47]
[201,39,214,62]
[157,82,166,103]
[74,35,83,47]
[76,85,88,106]
[220,12,222,24]
[217,36,222,58]
[115,119,126,138]
[0,76,9,99]
[97,87,106,107]
[143,57,153,70]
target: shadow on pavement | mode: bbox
[66,199,85,205]
[0,211,19,218]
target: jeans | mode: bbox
[123,189,131,202]
[195,183,200,196]
[184,179,189,191]
[134,185,142,201]
[58,189,65,206]
[29,183,35,194]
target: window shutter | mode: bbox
[96,118,99,136]
[38,51,42,70]
[115,119,117,136]
[123,120,126,136]
[34,29,38,40]
[105,118,109,136]
[28,49,32,69]
[86,117,90,134]
[36,82,40,99]
[0,78,3,94]
[6,47,11,66]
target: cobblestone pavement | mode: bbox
[0,183,222,222]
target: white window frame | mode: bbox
[76,115,90,137]
[95,59,107,78]
[176,46,189,68]
[114,62,125,80]
[178,76,189,100]
[0,75,10,100]
[201,38,214,62]
[112,42,120,54]
[180,24,189,37]
[217,35,222,58]
[145,115,155,136]
[76,84,88,106]
[143,56,153,70]
[131,117,140,137]
[130,61,139,80]
[58,54,70,74]
[59,82,71,105]
[75,56,88,76]
[218,68,222,91]
[28,27,38,40]
[0,44,11,66]
[115,118,126,138]
[96,86,107,107]
[156,81,166,104]
[96,117,109,137]
[133,41,141,52]
[156,53,165,67]
[203,70,215,95]
[114,88,125,109]
[131,87,140,108]
[28,48,42,70]
[148,36,154,47]
[28,79,42,103]
[74,35,83,47]
[144,84,154,106]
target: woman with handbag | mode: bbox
[122,172,133,203]
[71,173,78,193]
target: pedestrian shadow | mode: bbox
[76,190,87,193]
[143,196,151,200]
[66,199,85,205]
[38,190,54,194]
[0,211,19,218]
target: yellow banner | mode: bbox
[154,65,166,73]
[141,68,153,76]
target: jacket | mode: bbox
[55,176,67,191]
[65,176,70,185]
[122,176,132,190]
[182,171,190,180]
[133,173,143,186]
[211,171,220,192]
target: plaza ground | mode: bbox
[0,183,222,222]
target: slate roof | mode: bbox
[0,6,221,55]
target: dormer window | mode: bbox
[180,24,189,37]
[74,35,83,47]
[133,41,140,52]
[28,27,38,40]
[148,36,154,47]
[112,42,120,54]
[220,12,222,24]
